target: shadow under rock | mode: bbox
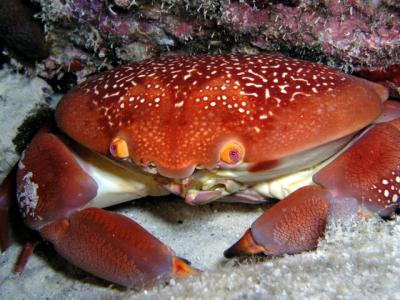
[113,194,274,225]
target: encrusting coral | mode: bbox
[6,0,396,86]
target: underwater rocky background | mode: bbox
[2,0,400,80]
[0,0,400,299]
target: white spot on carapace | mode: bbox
[392,194,399,203]
[278,84,289,94]
[265,89,270,99]
[103,91,120,99]
[248,69,268,82]
[240,91,258,97]
[290,76,310,84]
[245,83,263,88]
[290,92,310,101]
[175,100,185,107]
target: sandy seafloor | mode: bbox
[1,70,400,300]
[1,195,400,300]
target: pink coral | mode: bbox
[8,0,398,84]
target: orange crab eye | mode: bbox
[220,142,244,165]
[110,137,129,158]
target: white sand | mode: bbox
[0,68,52,182]
[1,196,400,300]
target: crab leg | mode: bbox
[314,118,400,217]
[225,185,330,257]
[0,166,16,252]
[1,165,41,271]
[40,207,194,288]
[14,241,39,273]
[225,115,400,257]
[16,129,196,288]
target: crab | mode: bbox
[1,54,399,289]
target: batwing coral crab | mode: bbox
[1,54,399,289]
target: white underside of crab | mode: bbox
[71,146,168,209]
[71,128,363,209]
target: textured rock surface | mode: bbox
[1,196,399,299]
[0,0,48,64]
[16,0,399,85]
[0,68,53,182]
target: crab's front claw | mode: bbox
[16,124,195,288]
[40,207,196,288]
[226,117,400,259]
[225,186,329,257]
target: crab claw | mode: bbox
[16,130,99,230]
[225,186,329,257]
[15,125,197,288]
[314,118,400,218]
[40,207,196,288]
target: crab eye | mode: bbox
[220,142,244,165]
[110,137,129,158]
